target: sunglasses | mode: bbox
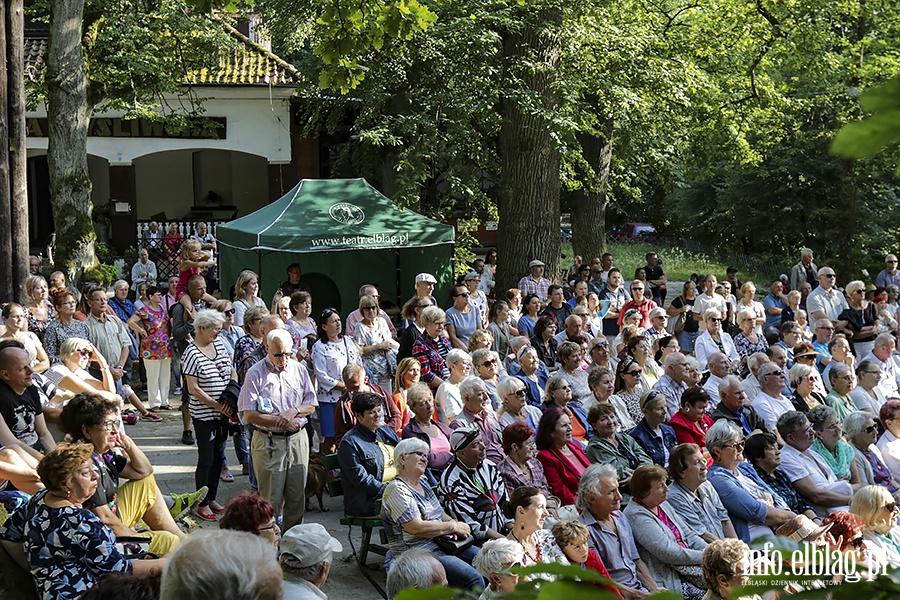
[865,425,879,434]
[223,309,235,316]
[846,537,865,549]
[722,441,745,450]
[625,370,641,376]
[454,292,471,298]
[479,359,498,367]
[886,502,898,512]
[78,348,92,357]
[320,307,339,319]
[510,389,527,397]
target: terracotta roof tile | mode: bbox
[24,22,297,87]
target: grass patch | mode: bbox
[562,241,773,286]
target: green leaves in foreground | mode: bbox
[394,563,675,600]
[832,77,900,168]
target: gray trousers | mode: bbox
[251,429,309,531]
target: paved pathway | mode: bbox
[128,397,386,599]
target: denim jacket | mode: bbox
[337,424,401,517]
[707,462,786,543]
[629,418,677,467]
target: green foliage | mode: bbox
[27,0,233,117]
[832,77,900,170]
[93,241,116,264]
[81,264,119,287]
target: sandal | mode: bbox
[219,468,235,483]
[208,501,226,513]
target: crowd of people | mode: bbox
[5,243,900,599]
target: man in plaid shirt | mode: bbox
[517,260,552,302]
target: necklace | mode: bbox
[512,529,542,564]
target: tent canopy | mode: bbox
[216,179,455,315]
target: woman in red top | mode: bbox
[536,407,590,506]
[667,387,715,450]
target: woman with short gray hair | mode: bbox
[787,362,825,414]
[557,340,592,404]
[845,411,900,498]
[497,376,542,429]
[434,348,472,424]
[473,538,524,594]
[182,308,236,519]
[851,359,886,416]
[706,420,797,542]
[381,432,484,589]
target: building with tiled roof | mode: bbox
[24,19,320,254]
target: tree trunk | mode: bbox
[8,0,28,290]
[496,6,563,293]
[0,0,12,300]
[46,0,95,281]
[570,109,612,261]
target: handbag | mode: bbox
[668,309,685,335]
[673,563,706,589]
[434,533,475,555]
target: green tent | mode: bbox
[216,178,455,316]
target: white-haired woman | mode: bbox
[850,485,900,567]
[839,280,880,358]
[474,538,525,595]
[845,411,900,501]
[733,308,768,378]
[435,348,472,425]
[498,376,543,429]
[694,308,739,372]
[850,359,887,416]
[182,309,236,520]
[381,437,484,589]
[706,420,797,543]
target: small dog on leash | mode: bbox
[305,451,329,512]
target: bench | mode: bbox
[324,453,388,566]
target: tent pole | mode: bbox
[395,250,402,312]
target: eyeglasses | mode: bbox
[509,389,527,397]
[722,441,745,450]
[405,451,428,460]
[223,309,235,316]
[479,359,498,367]
[78,348,92,357]
[847,537,865,549]
[762,370,784,378]
[884,502,898,512]
[258,521,279,532]
[272,352,292,359]
[499,561,523,575]
[98,420,119,431]
[865,425,879,434]
[556,385,572,391]
[816,326,835,331]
